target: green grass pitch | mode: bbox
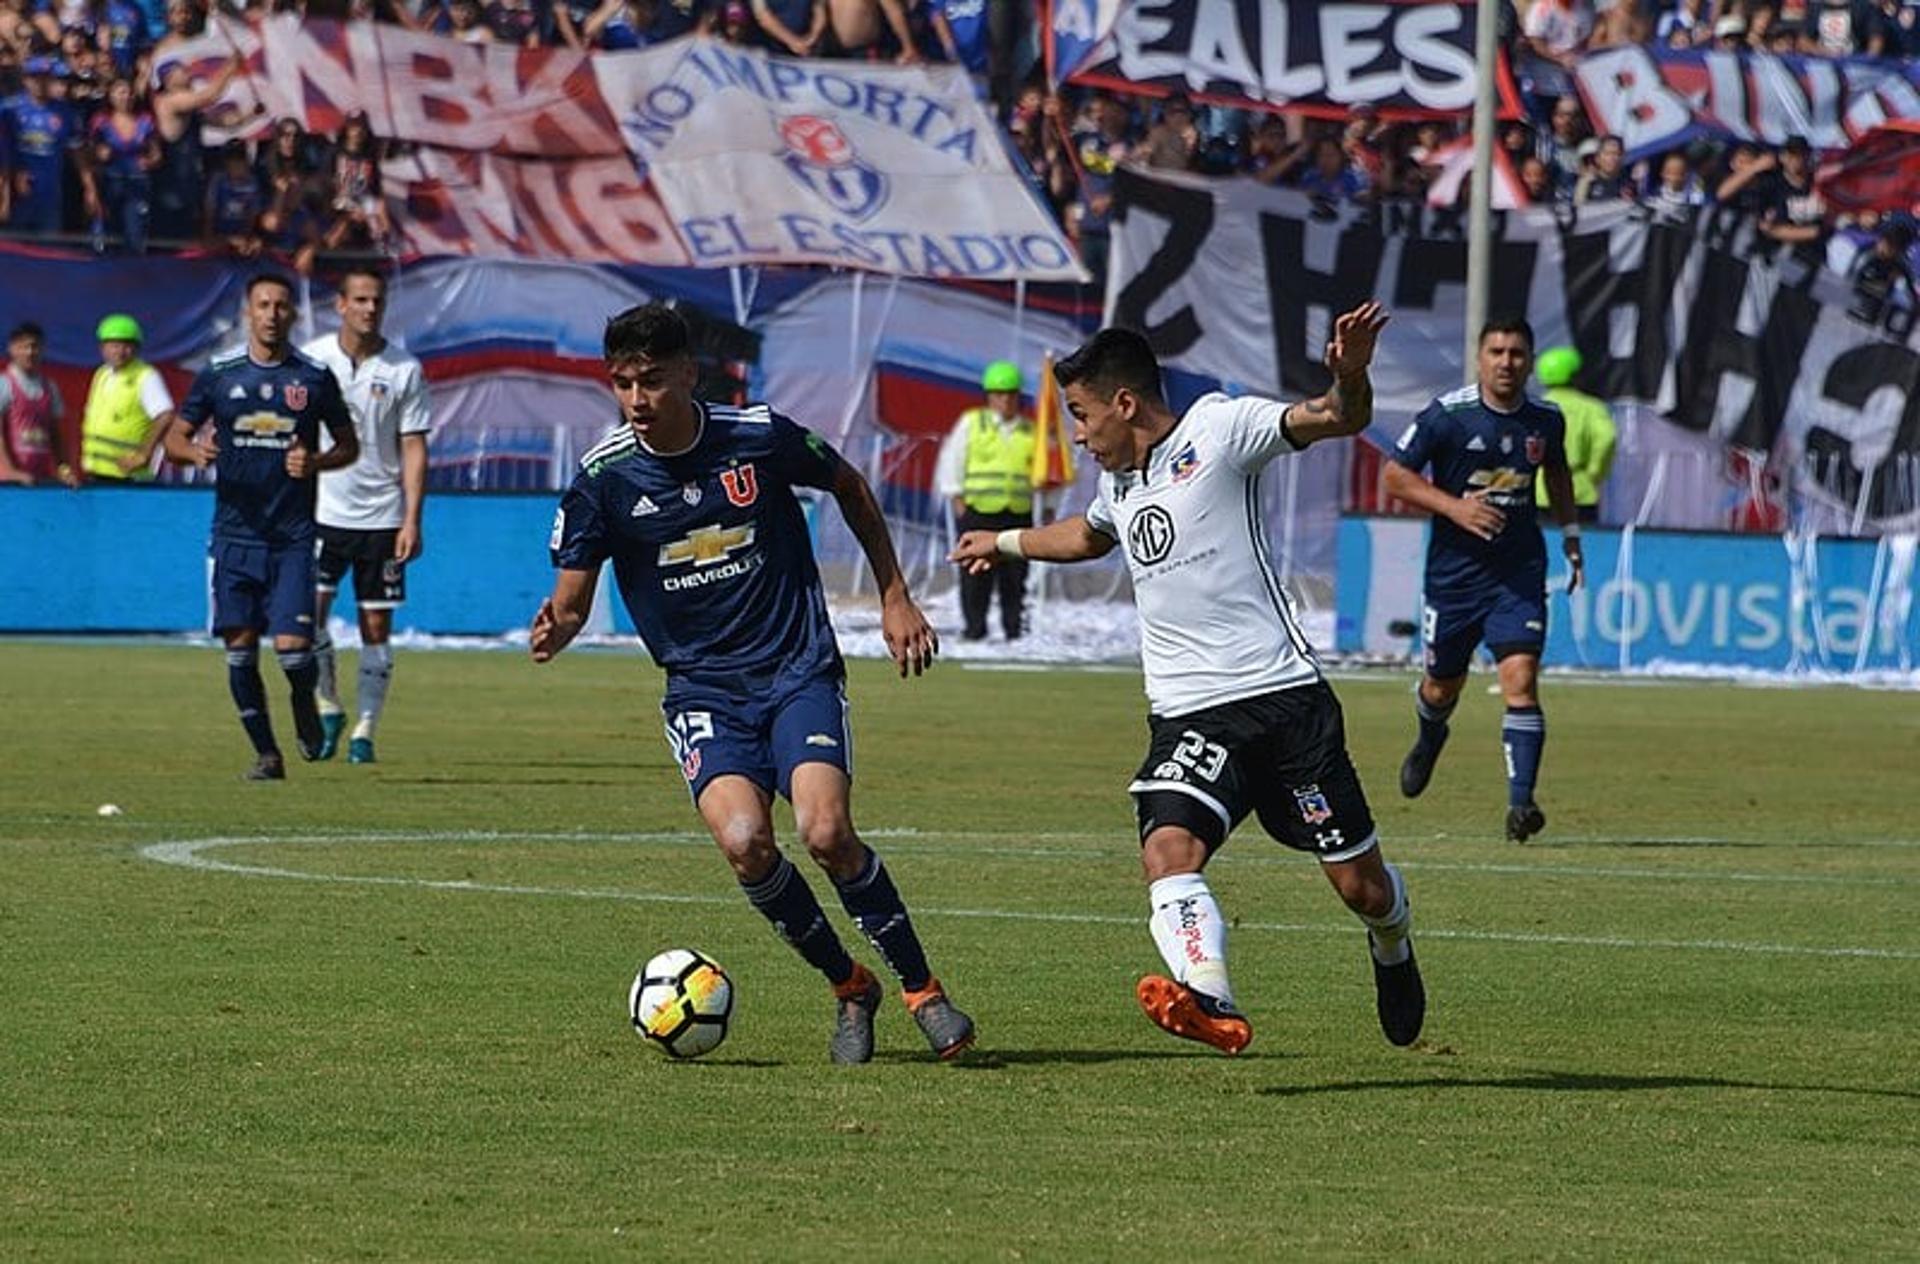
[2,643,1916,1259]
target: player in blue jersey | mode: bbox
[1383,317,1584,842]
[160,273,360,781]
[531,303,975,1065]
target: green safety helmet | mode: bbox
[96,314,144,344]
[981,360,1023,393]
[1536,346,1581,388]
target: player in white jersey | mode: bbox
[952,303,1424,1056]
[302,266,432,764]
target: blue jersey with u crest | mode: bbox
[179,346,352,547]
[1392,385,1566,591]
[550,402,846,688]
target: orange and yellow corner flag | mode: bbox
[1030,352,1076,491]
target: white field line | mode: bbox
[128,827,1920,886]
[137,834,1920,962]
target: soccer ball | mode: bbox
[629,948,733,1058]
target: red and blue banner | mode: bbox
[1576,44,1920,164]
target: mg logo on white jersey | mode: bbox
[1127,505,1176,565]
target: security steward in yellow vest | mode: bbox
[1533,346,1616,524]
[937,361,1038,640]
[80,314,177,483]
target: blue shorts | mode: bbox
[1423,579,1547,679]
[209,538,317,639]
[661,672,852,803]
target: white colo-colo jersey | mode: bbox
[305,333,432,530]
[1085,392,1322,718]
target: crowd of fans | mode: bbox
[0,0,1916,297]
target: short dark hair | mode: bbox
[246,270,296,300]
[603,303,690,365]
[8,322,43,343]
[1055,327,1163,400]
[338,264,388,293]
[1479,316,1535,352]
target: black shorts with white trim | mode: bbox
[315,525,408,608]
[1129,681,1377,862]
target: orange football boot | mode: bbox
[1136,975,1252,1055]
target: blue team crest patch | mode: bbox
[1169,443,1201,484]
[1525,433,1544,465]
[682,481,702,506]
[779,115,889,222]
[1293,784,1333,826]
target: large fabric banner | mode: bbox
[1047,0,1516,118]
[384,151,687,265]
[596,43,1085,278]
[1108,166,1920,527]
[157,16,624,156]
[156,18,1082,278]
[1817,120,1920,214]
[1575,44,1920,163]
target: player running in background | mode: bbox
[161,273,360,780]
[303,266,432,765]
[1382,317,1584,843]
[952,304,1424,1057]
[531,303,975,1065]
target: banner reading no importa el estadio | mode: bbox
[596,42,1087,281]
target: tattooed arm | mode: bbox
[1282,301,1391,446]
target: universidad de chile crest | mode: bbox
[778,115,889,222]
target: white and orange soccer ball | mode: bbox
[629,948,733,1058]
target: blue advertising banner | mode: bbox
[0,487,618,638]
[1338,517,1918,676]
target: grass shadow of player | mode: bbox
[377,774,633,787]
[1532,838,1770,850]
[1256,1070,1920,1101]
[453,758,645,771]
[871,1048,1303,1070]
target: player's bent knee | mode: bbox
[794,812,856,864]
[710,816,776,876]
[1141,826,1210,880]
[1324,858,1392,918]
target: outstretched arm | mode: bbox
[830,459,938,677]
[1282,301,1390,446]
[531,568,598,662]
[951,514,1116,573]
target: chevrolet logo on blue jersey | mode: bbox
[659,524,755,566]
[233,412,296,437]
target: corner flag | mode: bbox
[1030,352,1076,491]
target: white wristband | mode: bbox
[1562,523,1582,540]
[995,529,1026,559]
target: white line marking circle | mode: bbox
[136,832,1920,963]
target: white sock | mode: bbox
[1363,862,1412,966]
[354,642,393,740]
[1147,873,1234,1005]
[313,629,341,714]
